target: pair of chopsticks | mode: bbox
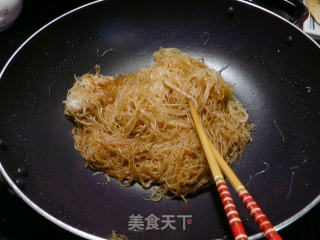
[188,100,282,240]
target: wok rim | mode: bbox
[0,0,319,239]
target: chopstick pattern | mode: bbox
[215,176,248,240]
[188,100,248,240]
[206,127,283,240]
[188,99,282,240]
[237,187,282,240]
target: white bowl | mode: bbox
[0,0,23,32]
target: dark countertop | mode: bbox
[0,1,319,239]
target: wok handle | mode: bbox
[251,0,307,25]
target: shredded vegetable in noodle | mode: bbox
[64,48,253,199]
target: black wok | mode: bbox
[0,0,319,239]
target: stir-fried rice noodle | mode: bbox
[64,48,253,200]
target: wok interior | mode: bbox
[0,0,319,239]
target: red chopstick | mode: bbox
[189,100,282,240]
[189,100,248,240]
[207,138,283,240]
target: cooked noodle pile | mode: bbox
[64,48,253,199]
